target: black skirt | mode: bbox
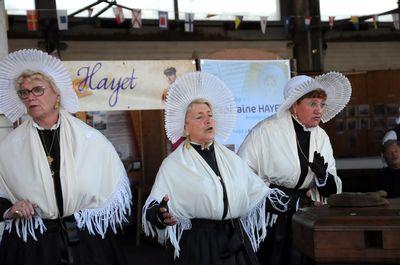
[0,217,127,265]
[174,218,259,265]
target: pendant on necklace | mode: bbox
[47,155,54,166]
[51,171,55,177]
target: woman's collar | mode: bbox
[291,114,317,132]
[32,116,61,131]
[190,140,214,150]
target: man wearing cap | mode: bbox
[238,72,352,265]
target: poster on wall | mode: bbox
[64,60,196,111]
[200,59,290,151]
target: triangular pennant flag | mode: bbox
[260,16,268,34]
[372,15,378,29]
[56,9,68,30]
[393,13,400,30]
[283,16,292,34]
[206,14,216,18]
[329,16,335,29]
[5,11,9,31]
[131,9,142,29]
[159,11,168,29]
[235,16,243,30]
[351,16,359,30]
[185,13,194,32]
[87,7,93,17]
[305,16,312,29]
[26,10,39,31]
[112,6,125,24]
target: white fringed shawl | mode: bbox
[142,142,288,257]
[0,109,132,241]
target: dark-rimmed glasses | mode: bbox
[17,86,46,100]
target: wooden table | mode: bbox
[292,198,400,264]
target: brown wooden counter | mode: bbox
[292,198,400,264]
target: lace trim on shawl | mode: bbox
[240,188,289,251]
[142,197,192,258]
[5,174,132,241]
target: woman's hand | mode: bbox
[158,195,178,226]
[4,200,36,220]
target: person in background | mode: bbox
[0,49,131,265]
[143,72,300,265]
[238,72,352,265]
[380,140,400,198]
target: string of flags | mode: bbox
[4,7,400,33]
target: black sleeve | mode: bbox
[0,197,12,222]
[146,200,167,230]
[316,173,338,197]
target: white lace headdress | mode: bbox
[277,72,352,123]
[165,71,237,142]
[0,49,78,122]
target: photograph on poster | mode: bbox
[386,103,399,116]
[346,105,356,117]
[346,118,357,131]
[387,117,398,128]
[359,118,370,130]
[335,119,345,134]
[373,117,386,129]
[373,104,385,116]
[357,104,370,116]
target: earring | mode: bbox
[54,98,60,110]
[184,133,191,149]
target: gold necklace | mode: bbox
[39,129,57,177]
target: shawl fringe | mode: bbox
[5,216,46,241]
[4,174,131,242]
[142,197,191,258]
[240,188,289,251]
[74,174,132,238]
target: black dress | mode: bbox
[0,128,127,265]
[257,118,338,265]
[146,143,260,265]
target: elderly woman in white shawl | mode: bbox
[0,49,131,265]
[142,72,299,265]
[238,73,352,265]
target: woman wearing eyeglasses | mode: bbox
[238,73,352,265]
[0,49,131,265]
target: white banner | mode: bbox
[64,60,196,111]
[200,59,290,151]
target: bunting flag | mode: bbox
[351,16,359,30]
[26,10,39,31]
[131,9,142,29]
[159,11,168,29]
[305,16,312,29]
[112,6,125,24]
[234,16,243,30]
[5,11,9,31]
[283,16,292,34]
[260,16,268,34]
[185,13,194,32]
[372,15,378,29]
[393,13,400,30]
[87,7,93,17]
[206,14,216,18]
[56,9,68,30]
[329,16,335,29]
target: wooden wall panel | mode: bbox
[56,41,292,60]
[324,42,400,72]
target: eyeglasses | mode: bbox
[17,86,46,99]
[306,101,327,109]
